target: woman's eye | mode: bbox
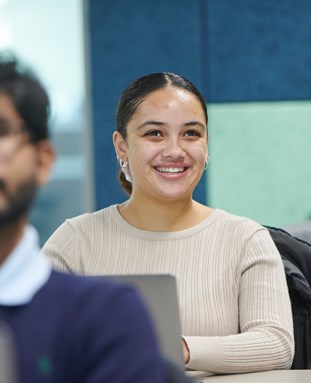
[184,130,200,137]
[145,130,162,137]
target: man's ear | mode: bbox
[35,140,55,185]
[112,131,128,160]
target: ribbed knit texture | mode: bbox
[42,206,294,373]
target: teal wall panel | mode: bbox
[208,101,311,226]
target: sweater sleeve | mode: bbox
[183,229,294,373]
[41,220,79,273]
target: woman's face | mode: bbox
[114,86,208,202]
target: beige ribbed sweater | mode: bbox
[42,206,294,373]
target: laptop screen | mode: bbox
[95,274,185,369]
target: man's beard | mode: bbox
[0,177,37,227]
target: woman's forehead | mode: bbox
[131,87,206,121]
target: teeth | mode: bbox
[157,167,185,173]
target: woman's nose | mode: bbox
[162,137,185,158]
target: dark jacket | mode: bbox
[266,226,311,369]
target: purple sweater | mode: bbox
[0,271,165,383]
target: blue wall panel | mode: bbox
[206,0,311,102]
[88,0,207,209]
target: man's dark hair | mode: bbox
[0,52,50,142]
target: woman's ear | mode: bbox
[112,131,128,159]
[35,140,55,185]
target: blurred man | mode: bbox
[0,54,165,383]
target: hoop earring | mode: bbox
[119,159,128,168]
[204,156,210,170]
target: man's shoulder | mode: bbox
[39,271,150,333]
[44,270,133,300]
[41,270,145,315]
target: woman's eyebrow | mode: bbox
[136,120,166,130]
[184,121,206,129]
[137,120,206,130]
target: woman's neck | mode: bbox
[118,195,212,232]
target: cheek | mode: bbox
[127,142,160,182]
[2,166,34,197]
[188,142,207,162]
[13,153,37,182]
[128,141,157,164]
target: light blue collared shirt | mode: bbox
[0,225,51,306]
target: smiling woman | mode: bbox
[42,72,295,375]
[114,73,208,200]
[113,82,209,219]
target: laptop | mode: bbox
[0,320,18,383]
[98,274,185,369]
